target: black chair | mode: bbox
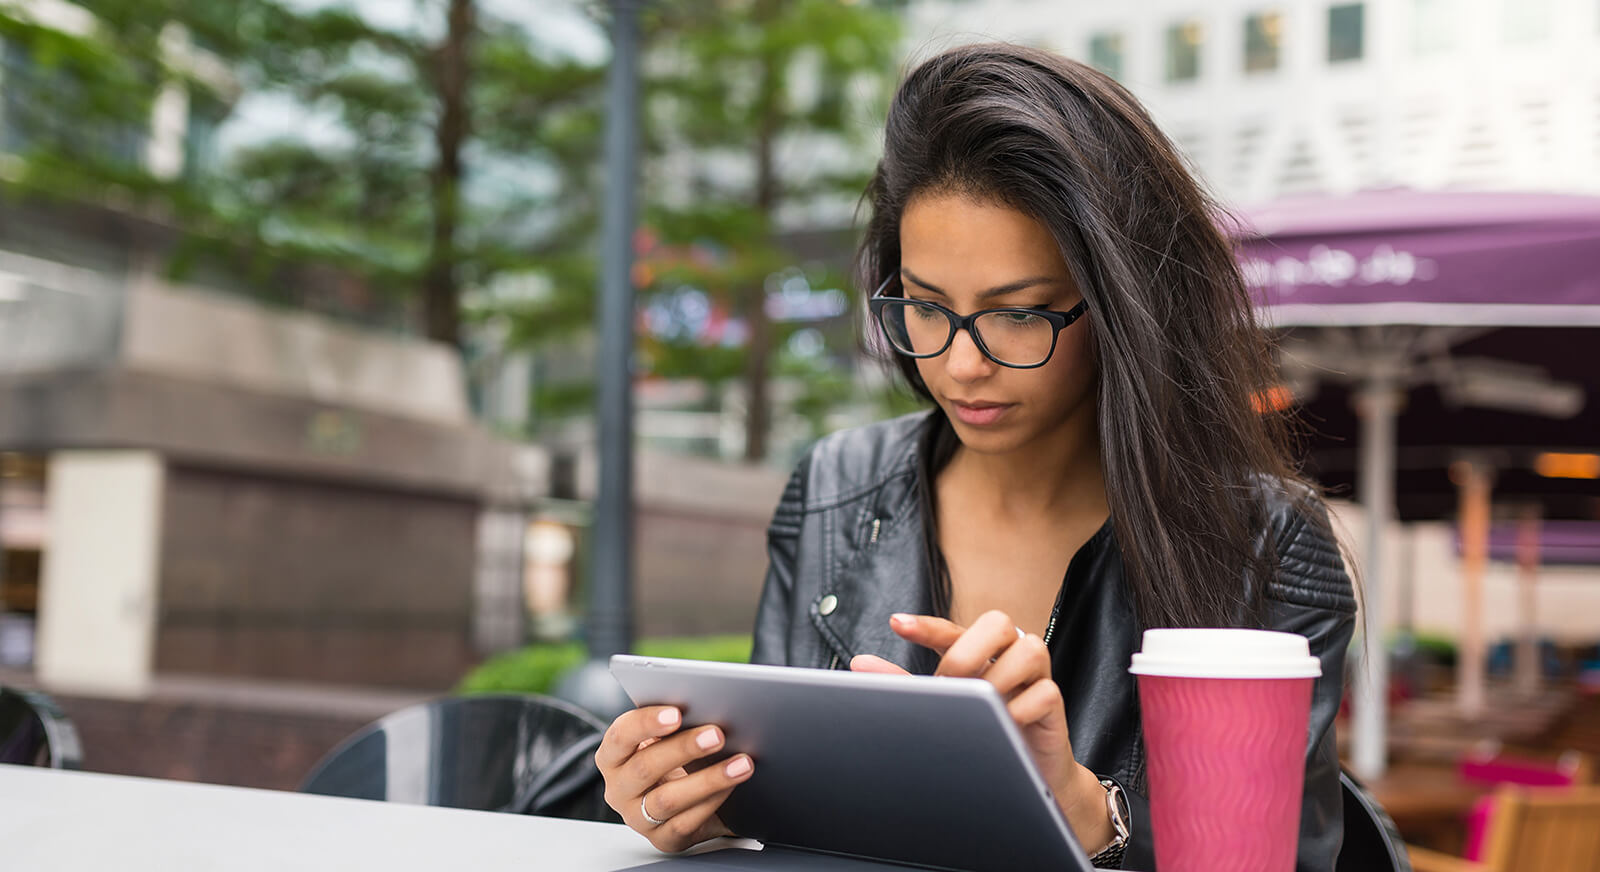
[300,694,616,821]
[1339,768,1413,872]
[0,686,83,769]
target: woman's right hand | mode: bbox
[595,705,755,852]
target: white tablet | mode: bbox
[610,655,1095,872]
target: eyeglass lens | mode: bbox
[876,301,1054,367]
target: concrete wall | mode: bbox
[594,448,788,638]
[121,280,469,426]
[156,465,480,688]
[634,503,773,638]
[2,233,791,691]
[0,239,522,691]
[0,250,123,374]
[0,367,512,497]
[45,691,372,790]
[0,665,430,791]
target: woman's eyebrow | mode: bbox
[900,267,1065,299]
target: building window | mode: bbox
[184,90,228,181]
[1410,0,1453,55]
[0,39,28,154]
[1088,32,1124,80]
[1244,11,1284,73]
[1328,3,1365,63]
[1165,20,1203,83]
[1503,0,1550,44]
[0,37,146,165]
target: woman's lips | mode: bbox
[949,400,1013,426]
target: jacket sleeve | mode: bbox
[1269,502,1359,872]
[750,455,808,666]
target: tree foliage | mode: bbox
[213,0,608,346]
[0,1,185,197]
[628,0,902,460]
[0,0,608,347]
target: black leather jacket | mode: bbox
[751,412,1357,871]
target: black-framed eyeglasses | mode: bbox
[867,273,1089,369]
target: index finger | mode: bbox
[889,613,967,657]
[595,705,683,770]
[935,610,1024,678]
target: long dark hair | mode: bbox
[856,43,1310,630]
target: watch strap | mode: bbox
[1088,776,1130,868]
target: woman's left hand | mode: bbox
[851,610,1113,851]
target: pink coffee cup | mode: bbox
[1130,629,1321,872]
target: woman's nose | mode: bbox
[943,326,996,383]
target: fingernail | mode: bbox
[725,756,752,777]
[696,727,720,750]
[658,708,680,727]
[891,613,915,627]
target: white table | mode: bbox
[0,764,677,871]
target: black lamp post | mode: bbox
[553,0,643,719]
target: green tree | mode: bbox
[633,0,901,461]
[0,0,608,350]
[213,0,607,348]
[0,1,210,202]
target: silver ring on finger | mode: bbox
[641,794,668,827]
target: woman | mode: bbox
[596,43,1356,871]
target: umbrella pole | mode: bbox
[1453,459,1493,717]
[1351,374,1400,781]
[1515,505,1542,696]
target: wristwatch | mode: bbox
[1088,777,1131,867]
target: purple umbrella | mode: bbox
[1236,189,1600,326]
[1232,189,1600,780]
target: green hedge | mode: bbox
[458,635,753,696]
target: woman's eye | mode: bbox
[910,306,944,322]
[996,312,1041,326]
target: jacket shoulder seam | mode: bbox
[1266,506,1357,614]
[806,464,916,512]
[799,414,926,512]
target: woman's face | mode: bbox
[897,192,1097,457]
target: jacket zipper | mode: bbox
[1041,586,1065,649]
[828,654,840,670]
[1044,521,1102,649]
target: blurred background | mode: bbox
[1,0,1598,858]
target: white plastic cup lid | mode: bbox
[1128,628,1321,679]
